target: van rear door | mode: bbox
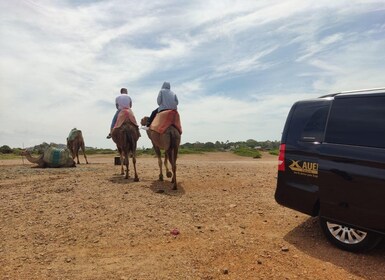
[275,99,330,216]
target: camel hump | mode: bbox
[150,110,182,135]
[43,146,72,167]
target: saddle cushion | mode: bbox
[150,110,182,134]
[43,147,71,167]
[114,108,138,129]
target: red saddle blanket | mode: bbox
[150,110,182,134]
[114,108,138,128]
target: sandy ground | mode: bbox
[0,152,384,280]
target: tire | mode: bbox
[319,217,382,252]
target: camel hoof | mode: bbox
[172,185,177,190]
[166,171,172,178]
[134,177,139,182]
[159,175,163,181]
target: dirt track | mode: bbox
[0,152,384,280]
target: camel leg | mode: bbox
[164,152,172,178]
[72,144,80,164]
[168,148,177,190]
[120,160,125,175]
[70,144,78,163]
[132,153,139,182]
[154,146,163,181]
[76,150,80,164]
[119,151,125,176]
[81,143,89,164]
[124,151,129,179]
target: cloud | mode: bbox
[1,0,384,149]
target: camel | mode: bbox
[141,116,181,190]
[111,120,140,181]
[67,128,89,164]
[21,147,76,168]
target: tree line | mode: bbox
[1,139,280,158]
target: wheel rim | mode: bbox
[326,221,367,244]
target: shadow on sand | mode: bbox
[284,217,385,279]
[108,174,139,184]
[149,180,185,196]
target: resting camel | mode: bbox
[21,147,76,168]
[112,120,140,181]
[67,128,89,164]
[140,115,181,190]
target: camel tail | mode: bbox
[168,128,180,160]
[125,127,136,154]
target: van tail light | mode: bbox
[278,144,286,171]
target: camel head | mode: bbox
[66,158,76,167]
[20,149,30,156]
[140,116,149,126]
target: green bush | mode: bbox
[0,145,13,154]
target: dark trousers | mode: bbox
[147,108,158,126]
[110,109,120,130]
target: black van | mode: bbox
[275,88,385,252]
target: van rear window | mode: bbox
[286,101,330,144]
[325,96,385,148]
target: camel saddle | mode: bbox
[150,110,182,134]
[43,146,72,167]
[114,108,139,129]
[68,128,80,141]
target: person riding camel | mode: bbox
[142,82,178,130]
[107,88,134,139]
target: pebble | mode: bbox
[170,228,180,236]
[281,246,289,252]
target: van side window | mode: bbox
[325,96,385,148]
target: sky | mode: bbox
[1,0,385,149]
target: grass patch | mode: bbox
[233,147,261,158]
[179,147,209,154]
[0,153,21,160]
[269,149,279,156]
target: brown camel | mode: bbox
[21,147,76,168]
[111,120,140,181]
[140,116,181,190]
[67,128,89,164]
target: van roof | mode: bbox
[319,87,385,98]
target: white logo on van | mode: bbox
[289,160,318,177]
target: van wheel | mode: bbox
[319,217,382,252]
